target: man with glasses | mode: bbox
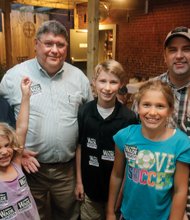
[0,20,93,220]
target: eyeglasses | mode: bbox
[38,39,67,49]
[171,27,189,34]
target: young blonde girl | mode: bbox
[0,77,40,220]
[107,80,190,220]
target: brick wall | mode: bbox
[114,0,190,81]
[77,0,190,82]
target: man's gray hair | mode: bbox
[36,20,68,42]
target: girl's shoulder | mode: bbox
[0,162,21,182]
[173,129,190,163]
[113,124,140,145]
[174,128,190,143]
[10,162,22,177]
[113,125,141,152]
[116,124,140,136]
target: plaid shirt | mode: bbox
[157,72,190,217]
[156,72,190,137]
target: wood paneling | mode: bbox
[86,0,99,81]
[0,10,49,66]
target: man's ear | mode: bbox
[34,38,38,52]
[163,51,167,64]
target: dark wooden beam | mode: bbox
[10,0,88,10]
[0,0,13,68]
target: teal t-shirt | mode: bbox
[113,124,190,220]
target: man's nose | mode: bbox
[175,49,184,58]
[51,44,59,51]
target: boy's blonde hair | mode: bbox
[94,59,126,82]
[0,123,23,154]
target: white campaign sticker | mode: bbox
[101,150,114,161]
[0,206,16,219]
[89,156,99,167]
[31,84,42,95]
[17,197,32,213]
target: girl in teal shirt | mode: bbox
[107,80,190,220]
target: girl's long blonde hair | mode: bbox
[0,123,23,155]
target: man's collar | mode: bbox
[165,71,190,90]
